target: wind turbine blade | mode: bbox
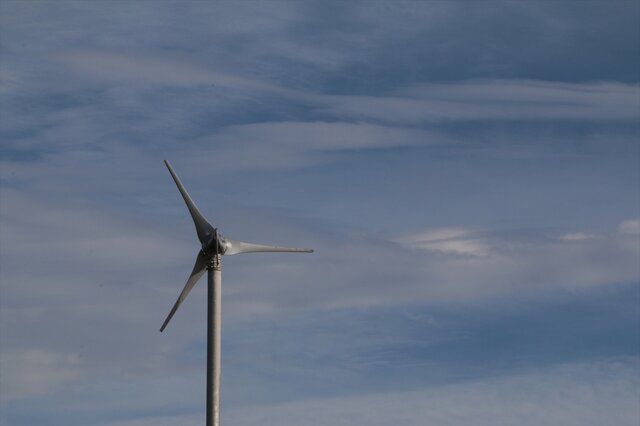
[223,238,314,255]
[160,251,208,332]
[164,160,215,245]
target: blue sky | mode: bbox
[0,1,639,425]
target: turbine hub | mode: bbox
[201,232,227,256]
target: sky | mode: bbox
[0,1,639,425]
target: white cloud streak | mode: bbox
[55,51,640,124]
[395,227,490,256]
[57,50,285,93]
[326,80,640,123]
[618,218,640,235]
[178,121,445,172]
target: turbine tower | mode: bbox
[160,160,313,426]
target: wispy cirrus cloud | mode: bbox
[56,50,288,94]
[324,80,640,124]
[177,121,447,171]
[395,227,491,256]
[54,51,640,125]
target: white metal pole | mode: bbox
[206,256,221,426]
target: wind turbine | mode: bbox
[159,160,313,426]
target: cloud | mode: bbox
[324,80,640,124]
[101,414,202,426]
[217,222,640,318]
[179,121,446,171]
[0,189,190,271]
[1,2,639,425]
[57,50,286,94]
[4,1,639,90]
[228,360,640,426]
[559,232,599,241]
[2,183,635,407]
[395,227,490,256]
[618,218,640,235]
[0,189,205,405]
[0,350,83,400]
[54,50,639,125]
[99,359,640,426]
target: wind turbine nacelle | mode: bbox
[201,233,228,256]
